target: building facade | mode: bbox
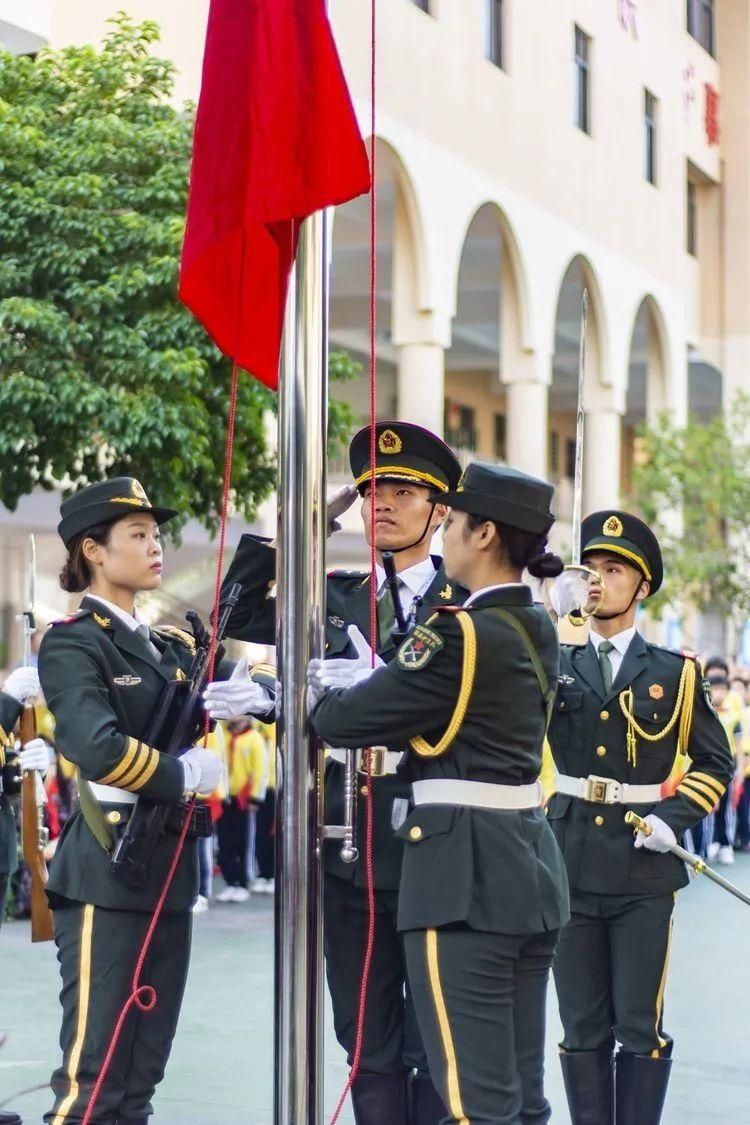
[0,0,746,653]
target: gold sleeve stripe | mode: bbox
[676,784,716,816]
[678,777,725,803]
[687,771,725,799]
[96,737,151,788]
[0,746,4,769]
[410,611,476,759]
[0,724,10,748]
[128,749,160,791]
[115,746,157,791]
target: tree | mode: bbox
[0,15,355,534]
[630,393,750,622]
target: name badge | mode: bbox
[114,675,142,687]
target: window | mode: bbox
[573,26,590,134]
[445,402,477,452]
[687,180,698,256]
[549,432,560,476]
[565,438,576,481]
[644,90,657,185]
[494,414,507,461]
[484,0,504,69]
[687,0,715,56]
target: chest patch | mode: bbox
[113,675,142,687]
[649,683,664,700]
[397,625,444,672]
[328,615,345,630]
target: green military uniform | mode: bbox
[0,692,23,926]
[222,422,463,1123]
[547,511,734,1125]
[313,462,570,1125]
[38,479,255,1125]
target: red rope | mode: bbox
[81,362,241,1124]
[330,2,377,1119]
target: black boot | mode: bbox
[407,1069,447,1124]
[615,1050,672,1125]
[560,1047,614,1125]
[351,1072,408,1125]
[0,1113,22,1125]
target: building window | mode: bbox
[445,402,478,452]
[565,438,576,480]
[687,0,715,57]
[494,414,507,461]
[573,26,591,134]
[687,180,698,256]
[549,432,560,476]
[483,0,504,69]
[644,90,657,185]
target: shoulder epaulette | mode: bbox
[652,643,698,663]
[157,625,197,653]
[50,608,90,627]
[327,568,368,580]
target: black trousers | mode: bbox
[554,889,674,1056]
[404,926,559,1125]
[714,786,736,847]
[324,872,428,1076]
[254,787,275,880]
[216,799,251,888]
[44,901,191,1124]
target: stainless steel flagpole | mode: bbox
[275,207,328,1125]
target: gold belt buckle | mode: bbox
[583,775,615,804]
[360,747,387,778]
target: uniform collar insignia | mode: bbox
[92,612,111,629]
[438,584,453,600]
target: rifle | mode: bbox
[110,582,242,890]
[18,535,55,943]
[381,551,409,647]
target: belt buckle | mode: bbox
[360,747,387,778]
[583,775,617,804]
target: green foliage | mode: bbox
[0,15,353,534]
[631,393,750,620]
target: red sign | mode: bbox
[704,83,720,146]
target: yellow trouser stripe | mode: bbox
[425,930,468,1124]
[652,904,674,1055]
[52,904,95,1124]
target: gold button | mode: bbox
[600,710,609,721]
[595,815,604,826]
[106,810,122,825]
[409,826,423,841]
[596,745,607,757]
[360,785,369,796]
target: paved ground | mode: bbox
[3,858,750,1123]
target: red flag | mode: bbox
[179,0,371,389]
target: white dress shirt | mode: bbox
[588,626,637,683]
[375,557,438,619]
[87,595,161,659]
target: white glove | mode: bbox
[3,666,40,704]
[548,570,591,618]
[180,747,222,796]
[327,484,359,536]
[203,658,274,720]
[308,626,384,694]
[18,737,52,773]
[633,814,676,853]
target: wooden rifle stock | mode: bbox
[19,703,54,943]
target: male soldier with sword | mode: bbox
[547,298,734,1125]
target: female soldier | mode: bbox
[38,477,269,1125]
[310,462,570,1125]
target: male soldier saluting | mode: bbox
[213,422,463,1125]
[547,511,733,1125]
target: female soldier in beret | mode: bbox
[39,477,270,1125]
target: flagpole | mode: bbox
[275,207,328,1124]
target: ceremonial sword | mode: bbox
[625,811,750,907]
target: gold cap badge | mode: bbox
[378,429,402,455]
[649,684,664,700]
[131,479,148,502]
[603,515,623,537]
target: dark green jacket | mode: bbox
[0,692,23,876]
[547,634,733,896]
[313,586,570,936]
[39,597,232,913]
[222,533,466,890]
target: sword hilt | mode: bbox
[624,810,651,836]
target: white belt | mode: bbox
[412,778,544,811]
[88,781,137,806]
[555,773,662,805]
[327,748,403,776]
